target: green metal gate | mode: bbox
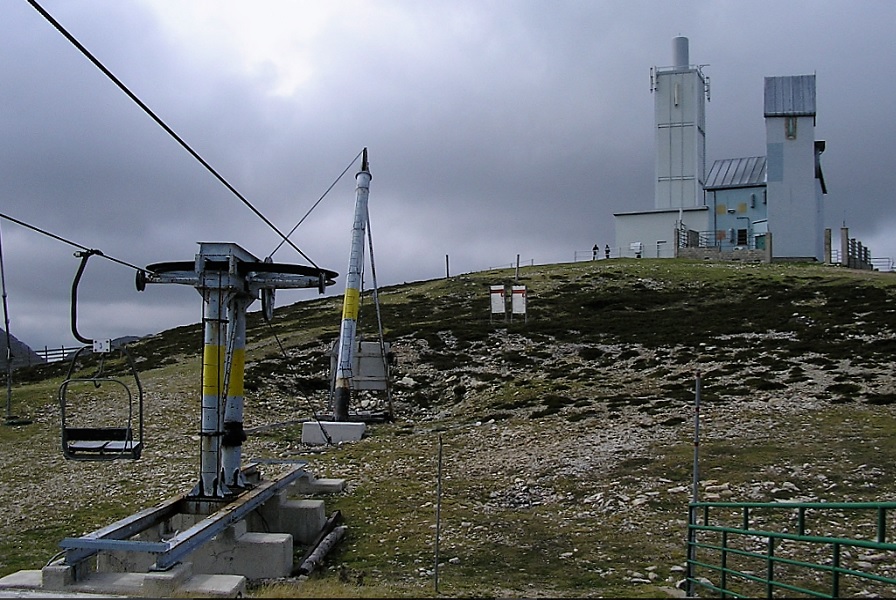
[686,501,896,598]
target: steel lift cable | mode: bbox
[26,0,318,268]
[0,212,146,274]
[363,204,394,420]
[269,148,366,259]
[263,321,335,447]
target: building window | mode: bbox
[737,229,748,246]
[785,116,797,140]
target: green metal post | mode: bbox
[832,542,840,598]
[720,530,728,598]
[687,371,701,598]
[766,537,775,598]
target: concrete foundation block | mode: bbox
[181,573,248,598]
[142,561,193,597]
[0,569,42,590]
[292,475,347,495]
[190,531,294,580]
[41,562,75,590]
[246,489,288,533]
[280,498,326,545]
[97,548,156,573]
[302,421,365,445]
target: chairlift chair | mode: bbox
[59,250,144,460]
[59,343,144,460]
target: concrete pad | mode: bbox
[190,532,293,580]
[96,549,155,573]
[141,562,192,597]
[0,570,42,590]
[301,421,365,445]
[41,563,75,590]
[180,574,247,598]
[74,572,146,596]
[280,499,326,544]
[292,475,347,495]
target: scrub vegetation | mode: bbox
[1,258,895,597]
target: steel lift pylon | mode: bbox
[49,243,338,583]
[137,242,337,497]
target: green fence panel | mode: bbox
[686,501,896,598]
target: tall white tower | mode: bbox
[764,74,824,260]
[650,36,709,209]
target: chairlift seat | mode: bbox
[62,426,143,460]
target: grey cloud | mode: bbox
[1,0,894,350]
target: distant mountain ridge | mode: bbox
[0,328,44,370]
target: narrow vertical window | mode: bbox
[785,116,797,140]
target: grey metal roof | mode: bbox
[764,74,816,116]
[704,156,767,190]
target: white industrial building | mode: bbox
[614,37,827,262]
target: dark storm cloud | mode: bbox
[1,0,894,350]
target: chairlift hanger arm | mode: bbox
[70,249,103,346]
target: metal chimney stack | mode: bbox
[673,36,689,68]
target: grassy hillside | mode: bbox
[1,258,895,597]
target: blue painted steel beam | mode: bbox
[59,465,307,570]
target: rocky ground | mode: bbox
[2,259,896,598]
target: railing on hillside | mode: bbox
[686,501,896,598]
[692,231,758,251]
[34,345,84,363]
[828,249,893,272]
[574,249,613,261]
[486,258,535,270]
[871,257,895,272]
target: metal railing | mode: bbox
[686,501,896,598]
[871,257,895,272]
[693,231,758,251]
[574,249,613,261]
[35,345,83,363]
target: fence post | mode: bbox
[692,371,701,501]
[832,542,840,598]
[687,371,702,597]
[434,434,443,594]
[720,530,728,595]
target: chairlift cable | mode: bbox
[265,322,334,446]
[26,0,318,268]
[364,205,394,418]
[0,212,145,273]
[269,148,365,259]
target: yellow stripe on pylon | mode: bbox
[342,288,360,320]
[202,344,226,396]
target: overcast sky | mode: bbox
[1,0,895,351]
